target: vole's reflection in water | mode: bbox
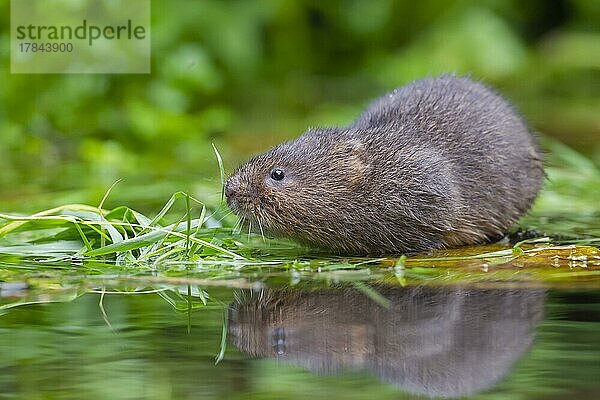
[228,286,545,398]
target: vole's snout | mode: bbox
[225,176,238,200]
[225,173,260,219]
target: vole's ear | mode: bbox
[333,139,368,186]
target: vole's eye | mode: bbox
[270,168,285,181]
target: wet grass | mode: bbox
[0,138,598,297]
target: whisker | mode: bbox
[215,209,234,224]
[233,217,244,234]
[257,216,266,242]
[204,200,230,221]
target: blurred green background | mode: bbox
[0,0,598,212]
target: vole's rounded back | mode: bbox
[225,76,544,255]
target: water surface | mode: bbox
[1,278,598,399]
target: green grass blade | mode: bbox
[212,143,226,203]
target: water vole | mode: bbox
[225,75,544,255]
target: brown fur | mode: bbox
[225,75,544,255]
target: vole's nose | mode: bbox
[224,177,237,199]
